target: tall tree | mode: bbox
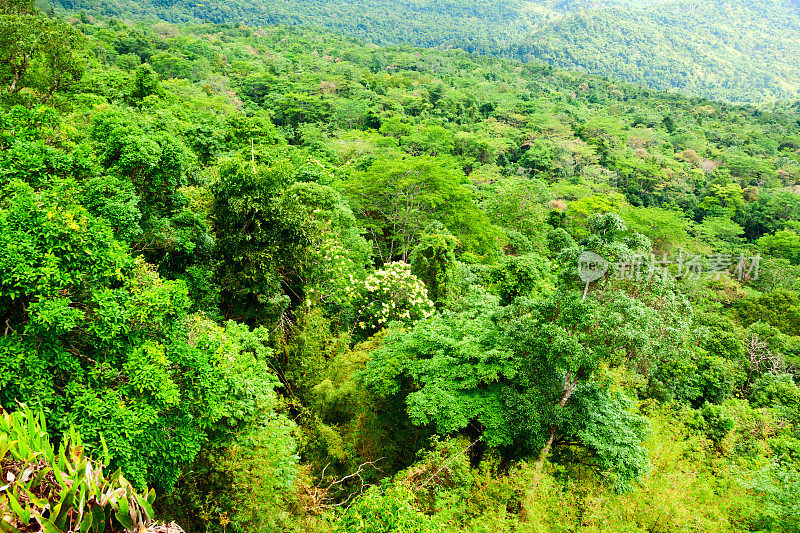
[0,12,85,99]
[340,155,498,262]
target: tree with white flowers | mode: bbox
[355,262,434,335]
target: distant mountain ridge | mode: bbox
[51,0,800,103]
[517,0,800,103]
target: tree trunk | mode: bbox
[536,425,558,472]
[8,70,21,93]
[535,369,580,471]
[8,51,32,94]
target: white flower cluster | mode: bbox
[308,238,360,307]
[357,262,434,332]
[305,156,335,180]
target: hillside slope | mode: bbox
[516,0,800,103]
[50,0,800,103]
[3,7,800,530]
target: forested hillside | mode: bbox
[2,2,800,531]
[516,0,800,104]
[51,0,543,48]
[47,0,800,103]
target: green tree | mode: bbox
[0,13,41,93]
[340,155,498,262]
[759,229,800,264]
[409,227,461,308]
[91,109,188,221]
[695,216,744,251]
[0,180,279,491]
[336,485,445,533]
[622,205,692,255]
[366,284,664,492]
[210,158,311,323]
[0,13,86,100]
[129,63,160,100]
[280,180,372,310]
[31,17,86,101]
[481,177,551,251]
[735,290,800,337]
[158,317,299,533]
[519,139,565,180]
[0,0,35,14]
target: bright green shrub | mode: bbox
[335,484,446,533]
[0,182,284,492]
[0,408,156,533]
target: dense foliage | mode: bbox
[47,0,800,103]
[0,407,158,533]
[1,2,800,531]
[514,0,800,104]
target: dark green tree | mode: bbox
[210,158,311,323]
